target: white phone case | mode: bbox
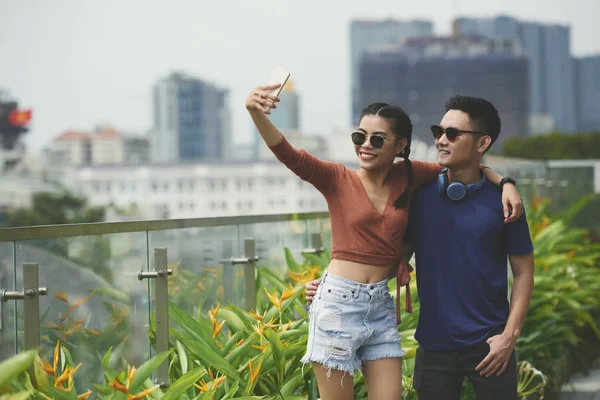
[265,66,290,110]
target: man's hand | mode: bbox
[305,279,321,305]
[475,333,516,377]
[501,183,523,223]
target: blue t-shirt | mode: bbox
[405,179,534,350]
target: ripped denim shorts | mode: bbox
[301,271,404,376]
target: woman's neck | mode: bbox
[358,166,392,187]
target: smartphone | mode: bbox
[265,66,290,111]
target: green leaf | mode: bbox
[0,350,37,388]
[257,268,286,292]
[224,333,258,364]
[161,367,206,400]
[2,392,32,400]
[284,247,301,272]
[264,330,285,382]
[279,371,303,397]
[219,308,246,333]
[221,330,245,357]
[129,350,172,392]
[102,347,113,368]
[168,302,219,352]
[174,333,241,382]
[560,193,597,226]
[176,340,188,375]
[92,382,113,395]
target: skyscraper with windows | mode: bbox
[359,36,529,146]
[350,19,434,125]
[151,72,230,163]
[455,16,576,133]
[573,55,600,132]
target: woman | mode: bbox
[246,82,522,400]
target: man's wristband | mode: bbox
[500,176,516,189]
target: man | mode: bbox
[306,95,534,399]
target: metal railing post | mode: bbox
[137,248,172,388]
[0,262,47,387]
[302,233,324,255]
[222,239,234,304]
[231,239,258,311]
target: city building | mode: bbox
[48,127,149,167]
[257,130,327,162]
[454,15,576,133]
[350,19,434,125]
[65,161,328,220]
[573,55,600,132]
[151,72,231,163]
[358,36,529,146]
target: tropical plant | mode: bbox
[4,195,599,398]
[516,195,600,390]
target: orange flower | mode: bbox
[69,295,92,312]
[252,343,267,351]
[208,303,225,339]
[264,316,279,330]
[40,358,56,377]
[77,390,93,399]
[279,322,292,333]
[265,286,296,312]
[85,328,100,336]
[44,321,62,330]
[251,322,266,341]
[55,364,81,391]
[248,359,262,387]
[249,309,265,321]
[194,380,210,392]
[108,365,160,400]
[129,385,160,400]
[39,341,61,378]
[108,379,129,393]
[52,291,70,303]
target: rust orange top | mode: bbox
[270,136,442,323]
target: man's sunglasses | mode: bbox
[430,125,487,142]
[351,131,387,148]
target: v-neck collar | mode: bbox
[352,170,394,217]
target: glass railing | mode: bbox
[0,211,331,391]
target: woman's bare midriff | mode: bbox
[326,259,397,284]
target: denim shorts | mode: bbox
[301,271,404,376]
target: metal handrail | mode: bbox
[0,211,330,242]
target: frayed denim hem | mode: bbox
[359,348,406,362]
[301,354,361,386]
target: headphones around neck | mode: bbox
[438,168,487,201]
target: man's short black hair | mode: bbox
[445,95,501,150]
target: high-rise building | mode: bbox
[350,19,434,125]
[151,72,230,163]
[573,55,600,132]
[359,36,529,146]
[455,16,576,133]
[253,80,300,160]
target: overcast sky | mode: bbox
[1,0,598,151]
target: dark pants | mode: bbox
[412,339,518,400]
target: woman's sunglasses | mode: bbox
[351,131,387,148]
[430,125,487,142]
